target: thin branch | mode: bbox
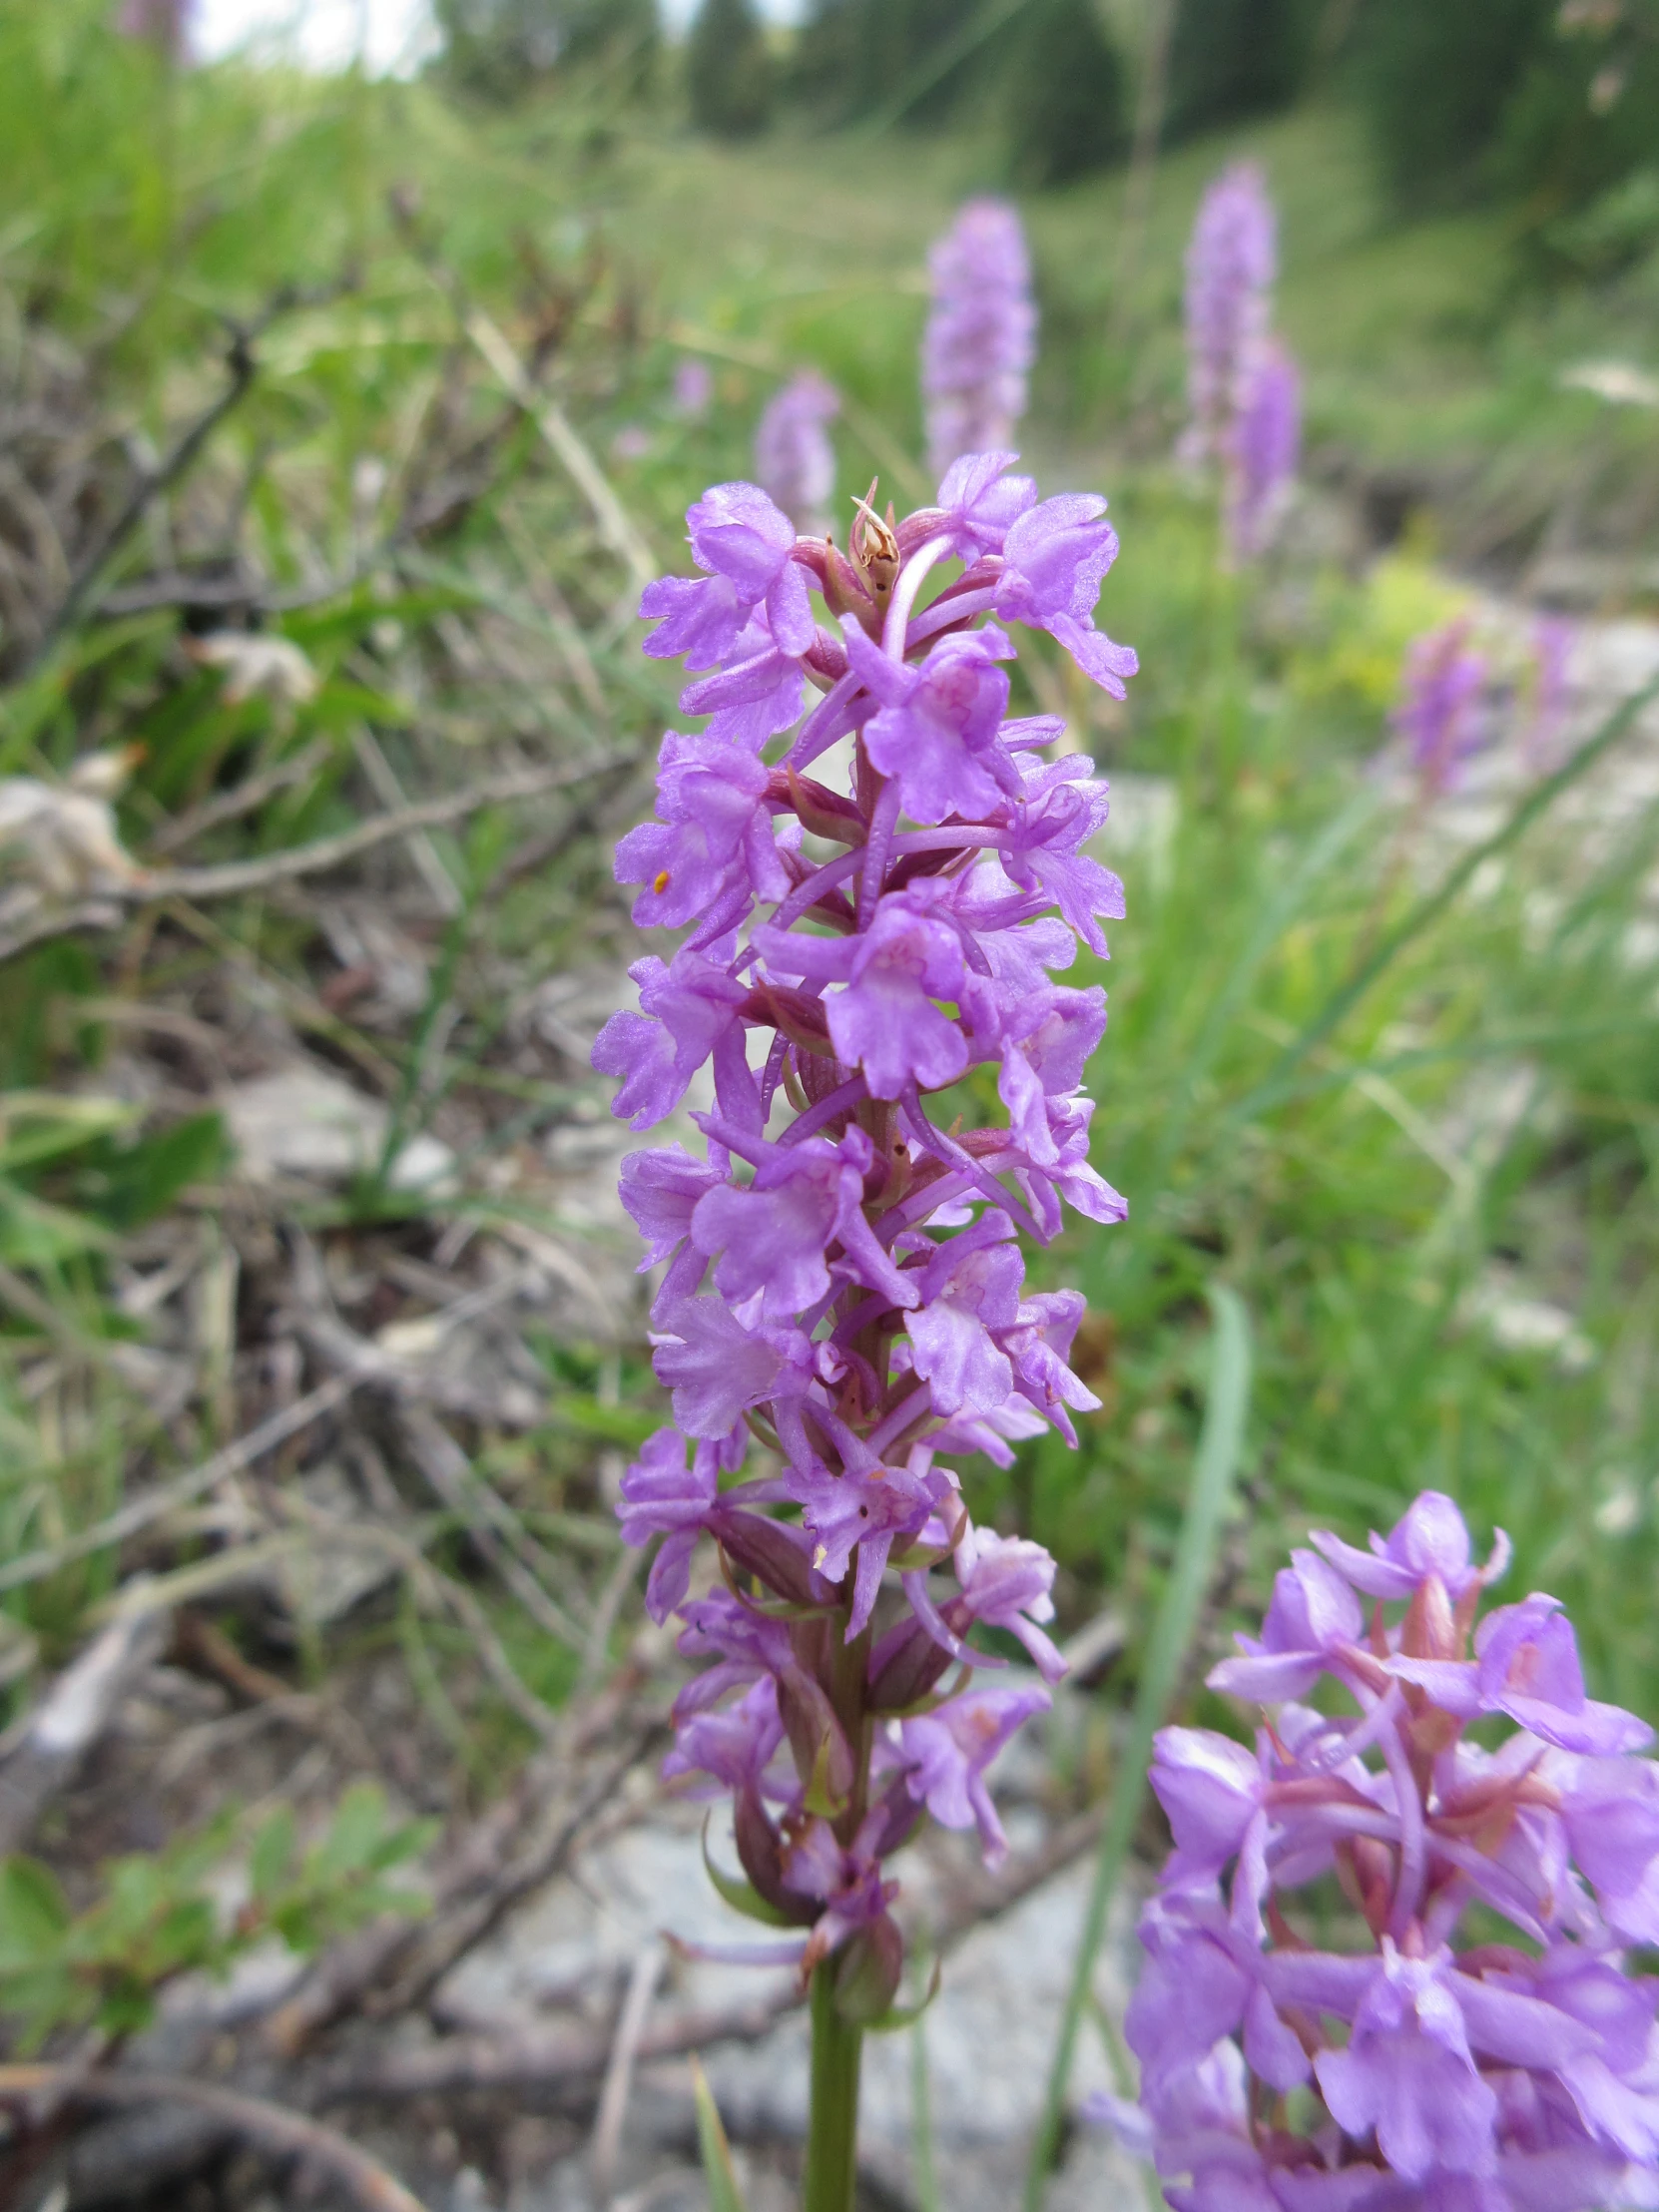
[145,738,333,856]
[23,279,353,673]
[0,1608,166,1852]
[0,2066,431,2212]
[0,1373,358,1595]
[0,750,639,963]
[447,286,657,599]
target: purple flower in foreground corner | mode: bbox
[755,371,839,535]
[1104,1487,1659,2212]
[1393,617,1490,797]
[922,199,1037,479]
[596,447,1136,2036]
[1182,162,1276,469]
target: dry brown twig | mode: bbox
[0,1373,359,1598]
[0,748,640,964]
[0,2066,431,2212]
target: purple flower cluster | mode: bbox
[1182,164,1301,565]
[755,371,839,535]
[1119,1490,1659,2212]
[593,451,1137,2014]
[1226,342,1301,567]
[1393,619,1490,797]
[922,201,1038,480]
[116,0,193,54]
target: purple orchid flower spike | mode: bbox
[922,201,1037,478]
[1182,162,1276,471]
[755,370,839,535]
[1106,1490,1659,2212]
[597,451,1135,2176]
[1391,618,1492,798]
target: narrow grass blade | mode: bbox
[691,2056,750,2212]
[1228,674,1659,1127]
[1023,1284,1253,2212]
[910,2012,940,2212]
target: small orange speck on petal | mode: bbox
[653,868,672,894]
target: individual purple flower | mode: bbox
[1392,618,1491,798]
[617,1144,723,1302]
[640,482,813,668]
[648,1296,787,1437]
[593,948,756,1130]
[754,886,972,1100]
[922,200,1037,478]
[924,450,1038,561]
[994,497,1138,697]
[1183,162,1276,468]
[897,1682,1050,1866]
[949,1525,1066,1681]
[904,1210,1026,1417]
[843,620,1017,824]
[690,1126,916,1322]
[1225,339,1300,566]
[613,731,788,932]
[664,1674,785,1794]
[755,371,839,535]
[1208,1548,1365,1702]
[999,759,1126,956]
[788,1452,952,1636]
[1316,1944,1499,2182]
[618,1427,720,1620]
[679,611,807,752]
[1389,1593,1652,1756]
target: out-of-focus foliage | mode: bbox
[687,0,775,136]
[1350,0,1659,255]
[433,0,658,102]
[0,1786,432,2049]
[1005,0,1127,189]
[1162,0,1320,146]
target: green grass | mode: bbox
[1,9,1657,1742]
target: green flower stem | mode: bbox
[805,1957,864,2212]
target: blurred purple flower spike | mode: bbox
[1225,341,1300,565]
[755,370,839,534]
[118,0,193,56]
[922,200,1037,478]
[1183,162,1276,469]
[1106,1486,1659,2212]
[1394,617,1490,796]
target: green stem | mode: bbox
[805,1960,863,2212]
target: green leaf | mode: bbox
[548,1393,660,1448]
[863,1956,942,2035]
[310,1781,388,1878]
[1025,1285,1253,2212]
[83,1111,228,1231]
[0,1856,71,1965]
[701,1820,794,1929]
[250,1807,296,1904]
[691,2056,750,2212]
[0,1181,112,1265]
